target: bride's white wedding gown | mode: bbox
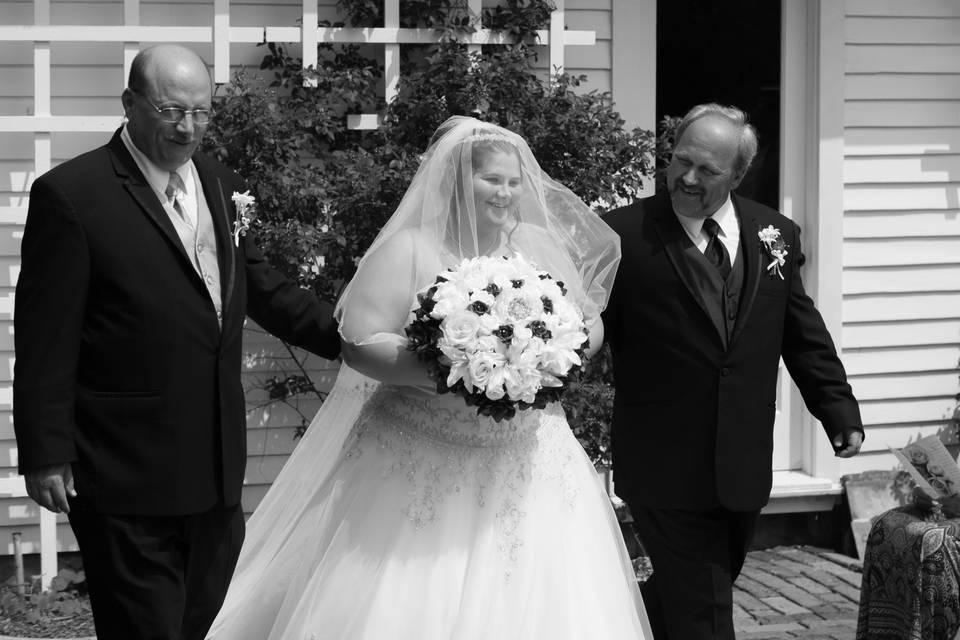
[207,366,651,639]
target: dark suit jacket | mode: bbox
[602,192,862,511]
[13,130,340,515]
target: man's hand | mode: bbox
[25,463,76,514]
[832,428,864,458]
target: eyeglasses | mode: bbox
[131,89,213,125]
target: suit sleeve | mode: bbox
[780,222,863,439]
[13,175,89,472]
[599,211,622,347]
[242,226,341,362]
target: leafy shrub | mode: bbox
[0,568,89,624]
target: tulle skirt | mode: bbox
[207,378,650,640]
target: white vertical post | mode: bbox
[213,0,230,84]
[467,0,482,57]
[33,1,50,119]
[33,0,56,592]
[39,510,56,589]
[302,0,318,87]
[123,0,140,88]
[805,0,847,481]
[548,0,565,77]
[383,0,400,103]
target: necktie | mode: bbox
[165,171,190,226]
[702,217,731,280]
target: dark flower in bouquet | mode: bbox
[406,254,589,422]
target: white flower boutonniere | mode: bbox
[230,190,257,247]
[758,225,789,280]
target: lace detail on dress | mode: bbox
[344,386,581,574]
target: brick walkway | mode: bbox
[734,546,862,639]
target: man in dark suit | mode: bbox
[602,103,864,640]
[12,44,340,640]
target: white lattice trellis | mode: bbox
[0,0,596,592]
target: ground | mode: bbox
[734,546,862,639]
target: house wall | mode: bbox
[839,0,960,474]
[0,0,617,553]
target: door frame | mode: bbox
[781,0,847,481]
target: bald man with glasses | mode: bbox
[13,44,340,640]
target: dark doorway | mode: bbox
[656,0,781,209]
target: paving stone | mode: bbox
[800,567,853,591]
[808,547,864,571]
[732,602,753,622]
[817,591,848,601]
[736,574,778,598]
[780,585,829,608]
[769,556,815,575]
[803,616,859,628]
[791,575,834,595]
[737,621,806,633]
[761,596,812,615]
[816,561,865,588]
[733,589,770,612]
[744,567,800,592]
[790,631,843,639]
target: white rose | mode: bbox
[431,289,471,318]
[468,350,505,394]
[440,312,481,348]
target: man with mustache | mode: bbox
[602,103,863,640]
[13,44,340,639]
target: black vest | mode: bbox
[681,235,746,349]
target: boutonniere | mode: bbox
[230,190,257,247]
[758,225,789,280]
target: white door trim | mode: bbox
[780,0,847,481]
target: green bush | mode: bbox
[202,0,656,460]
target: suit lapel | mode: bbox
[650,200,726,346]
[108,133,199,278]
[729,194,762,347]
[195,159,237,321]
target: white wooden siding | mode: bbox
[843,0,960,471]
[0,0,612,552]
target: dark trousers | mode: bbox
[68,503,244,640]
[627,502,759,640]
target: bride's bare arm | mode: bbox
[584,316,604,359]
[339,230,436,388]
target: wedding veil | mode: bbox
[207,117,622,637]
[336,115,622,346]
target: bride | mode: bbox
[206,116,652,639]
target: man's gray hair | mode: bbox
[675,103,759,178]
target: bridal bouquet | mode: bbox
[406,254,589,422]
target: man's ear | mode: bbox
[120,88,134,118]
[730,167,746,190]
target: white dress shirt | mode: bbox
[120,125,198,230]
[674,194,740,267]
